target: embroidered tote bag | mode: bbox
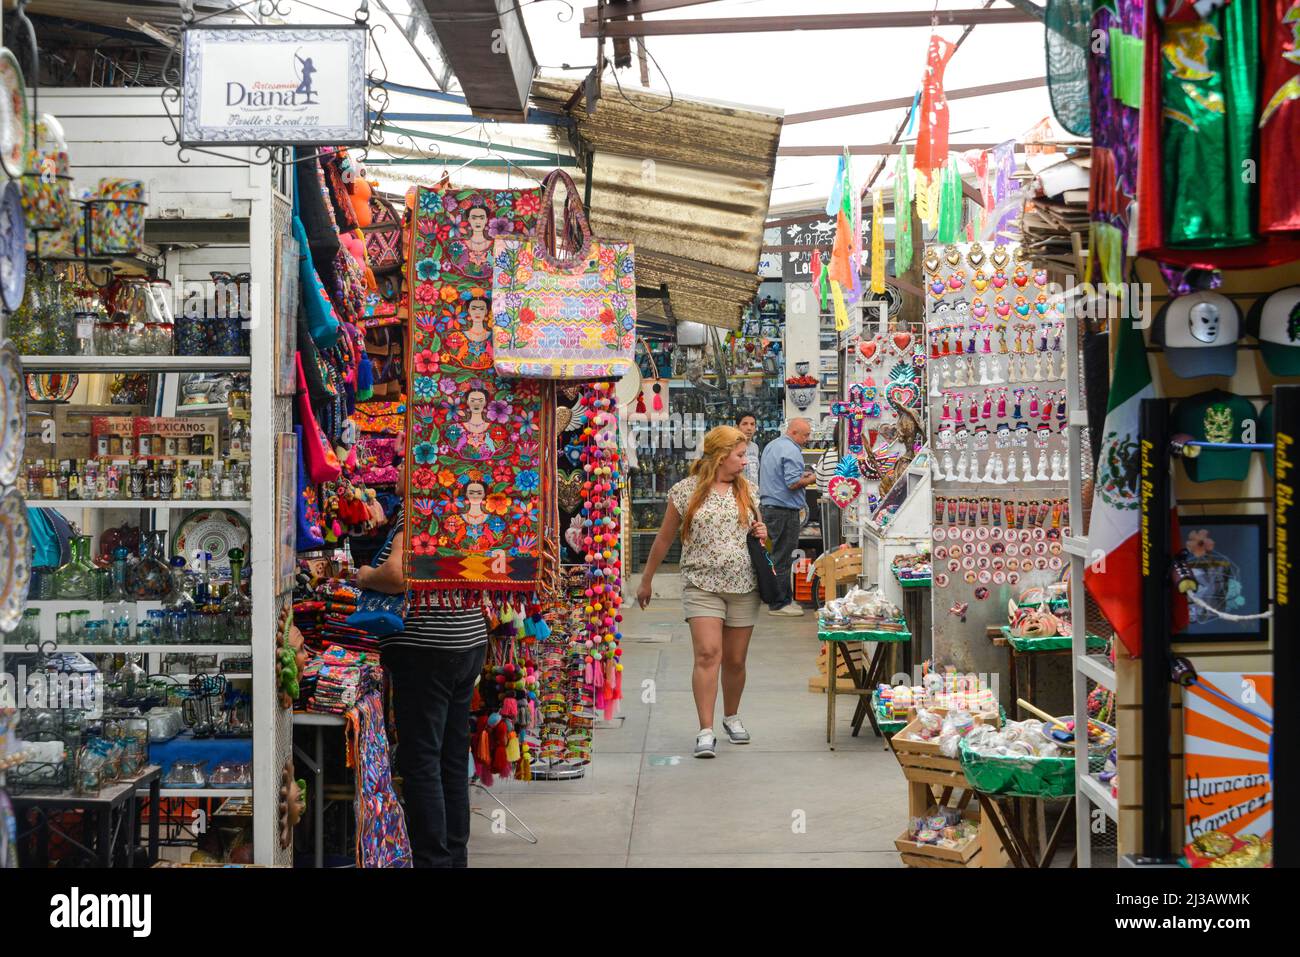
[491,169,636,380]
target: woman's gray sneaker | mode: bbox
[694,729,717,758]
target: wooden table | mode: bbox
[11,764,161,867]
[991,627,1107,709]
[974,792,1077,869]
[293,710,348,868]
[819,626,911,750]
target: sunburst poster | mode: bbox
[1183,672,1273,847]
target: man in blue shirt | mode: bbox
[759,417,816,615]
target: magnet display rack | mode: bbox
[925,242,1072,694]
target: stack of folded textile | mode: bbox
[301,644,383,714]
[318,580,380,654]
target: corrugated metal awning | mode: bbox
[530,77,782,331]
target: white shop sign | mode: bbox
[180,25,368,146]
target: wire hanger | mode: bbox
[447,122,531,186]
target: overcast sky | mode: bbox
[344,0,1059,210]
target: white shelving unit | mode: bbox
[1065,302,1117,866]
[23,86,289,864]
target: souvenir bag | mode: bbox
[293,206,341,349]
[295,426,326,550]
[406,183,554,605]
[358,437,400,486]
[491,169,636,380]
[296,353,342,484]
[364,193,404,275]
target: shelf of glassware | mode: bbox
[27,500,251,511]
[14,600,248,655]
[19,356,252,373]
[4,643,252,655]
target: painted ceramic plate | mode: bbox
[0,341,25,486]
[174,508,251,581]
[0,182,25,311]
[0,485,30,633]
[0,49,26,179]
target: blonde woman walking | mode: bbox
[636,426,768,758]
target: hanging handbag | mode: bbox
[747,533,781,606]
[294,213,341,349]
[363,193,404,275]
[296,353,342,484]
[295,426,326,550]
[491,169,636,380]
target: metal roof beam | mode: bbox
[583,0,724,21]
[579,8,1038,38]
[784,76,1047,125]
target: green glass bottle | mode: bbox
[54,534,99,600]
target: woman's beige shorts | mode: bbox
[682,586,761,629]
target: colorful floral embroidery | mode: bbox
[407,186,548,597]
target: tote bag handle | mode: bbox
[534,169,592,267]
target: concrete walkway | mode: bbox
[468,601,907,867]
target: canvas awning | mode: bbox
[530,77,782,331]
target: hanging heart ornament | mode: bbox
[892,331,912,353]
[827,475,862,509]
[858,340,877,362]
[886,381,919,412]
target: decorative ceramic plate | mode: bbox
[0,341,25,486]
[0,49,26,179]
[0,485,31,633]
[0,181,25,311]
[174,508,250,582]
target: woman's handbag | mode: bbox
[747,533,781,606]
[491,169,636,380]
[347,519,406,637]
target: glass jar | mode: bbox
[54,534,100,600]
[143,280,175,355]
[127,530,173,602]
[220,548,252,644]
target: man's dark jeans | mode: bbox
[383,643,488,868]
[762,504,802,610]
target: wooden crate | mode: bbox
[891,719,984,819]
[895,807,1008,869]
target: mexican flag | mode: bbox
[1086,318,1186,657]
